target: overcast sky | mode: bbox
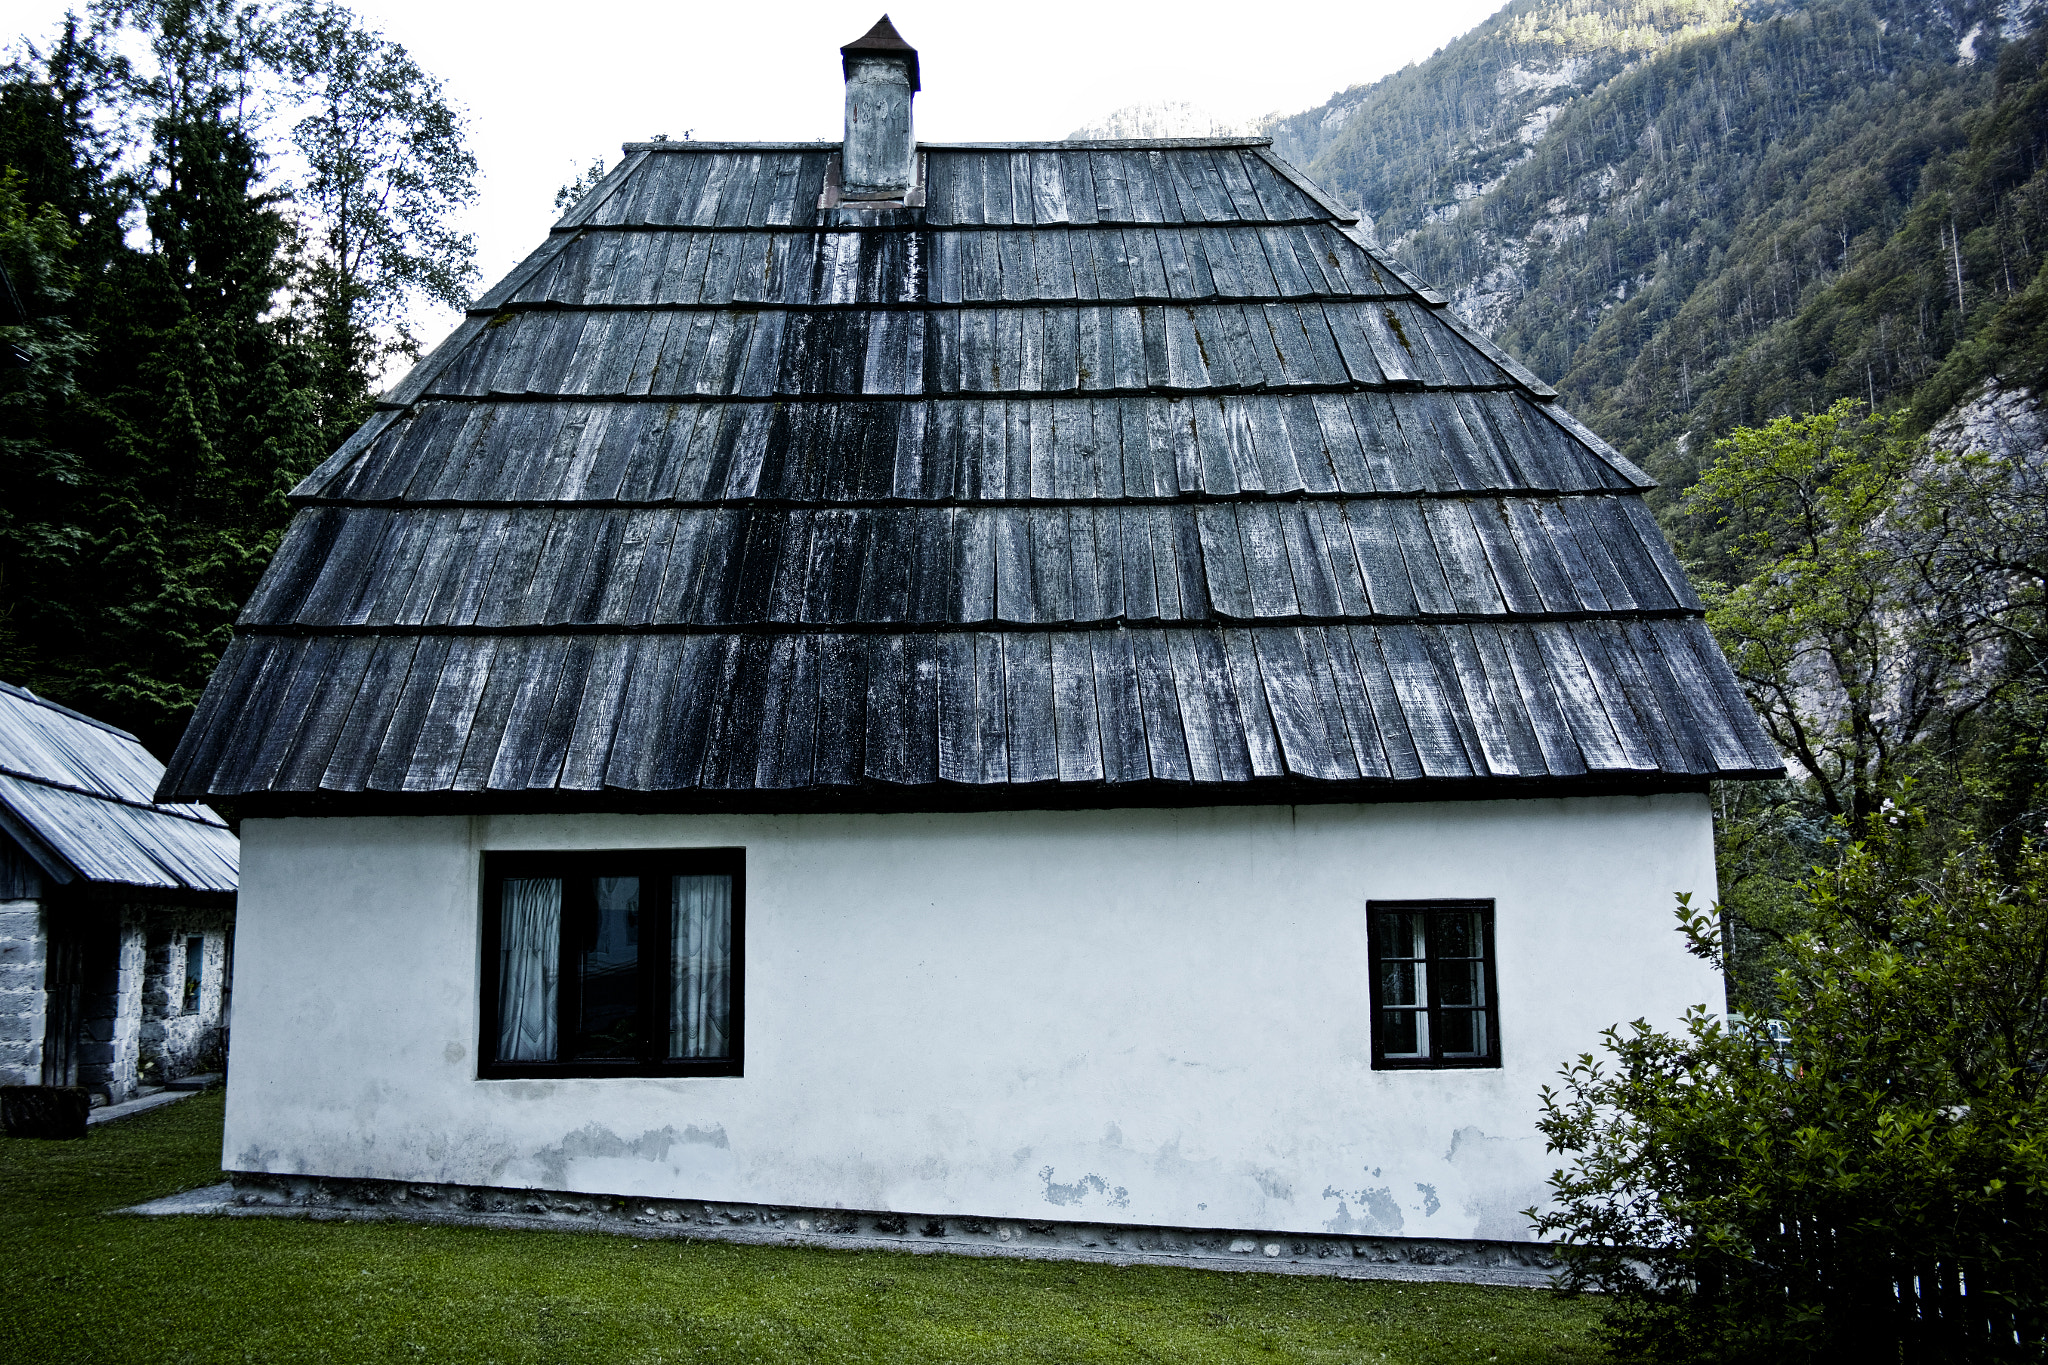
[14,0,1504,343]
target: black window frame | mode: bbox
[478,848,745,1079]
[1366,899,1501,1071]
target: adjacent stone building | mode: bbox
[0,682,238,1102]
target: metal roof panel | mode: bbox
[0,683,235,890]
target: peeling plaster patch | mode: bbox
[1415,1183,1441,1218]
[1445,1126,1492,1163]
[402,1124,525,1187]
[1138,1135,1232,1211]
[1321,1183,1404,1235]
[1039,1167,1129,1210]
[532,1123,729,1190]
[1446,1125,1540,1242]
[352,1079,401,1129]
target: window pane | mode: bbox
[1376,910,1424,960]
[572,877,642,1060]
[1438,960,1486,1008]
[1440,1009,1489,1059]
[672,875,733,1060]
[499,878,562,1061]
[1379,959,1424,1008]
[1380,1008,1427,1058]
[1436,909,1484,959]
[183,936,204,1013]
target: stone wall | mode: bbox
[0,900,46,1086]
[138,907,231,1082]
[0,897,233,1100]
[75,906,145,1104]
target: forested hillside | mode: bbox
[1262,0,1746,247]
[1068,101,1246,140]
[1264,0,2048,496]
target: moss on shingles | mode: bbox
[0,1092,1601,1364]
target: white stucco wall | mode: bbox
[225,794,1720,1243]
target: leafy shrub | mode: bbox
[1532,805,2048,1362]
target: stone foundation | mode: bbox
[225,1173,1558,1284]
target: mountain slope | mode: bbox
[1261,0,1747,243]
[1261,0,2048,495]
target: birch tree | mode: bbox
[278,0,476,434]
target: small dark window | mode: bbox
[480,850,743,1078]
[1368,901,1499,1069]
[182,936,204,1014]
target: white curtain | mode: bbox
[498,878,561,1061]
[671,875,732,1059]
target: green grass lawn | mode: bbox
[0,1091,1604,1363]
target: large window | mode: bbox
[480,850,743,1078]
[1367,900,1499,1070]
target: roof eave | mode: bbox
[195,770,1780,821]
[0,801,77,885]
[613,138,1278,153]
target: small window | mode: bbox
[1367,901,1499,1069]
[182,936,204,1014]
[480,850,743,1078]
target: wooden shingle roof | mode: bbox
[159,139,1781,812]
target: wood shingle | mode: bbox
[160,139,1782,810]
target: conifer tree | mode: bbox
[0,0,472,752]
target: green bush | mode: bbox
[1531,804,2048,1362]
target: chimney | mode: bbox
[840,15,919,197]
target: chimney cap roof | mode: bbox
[841,14,919,92]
